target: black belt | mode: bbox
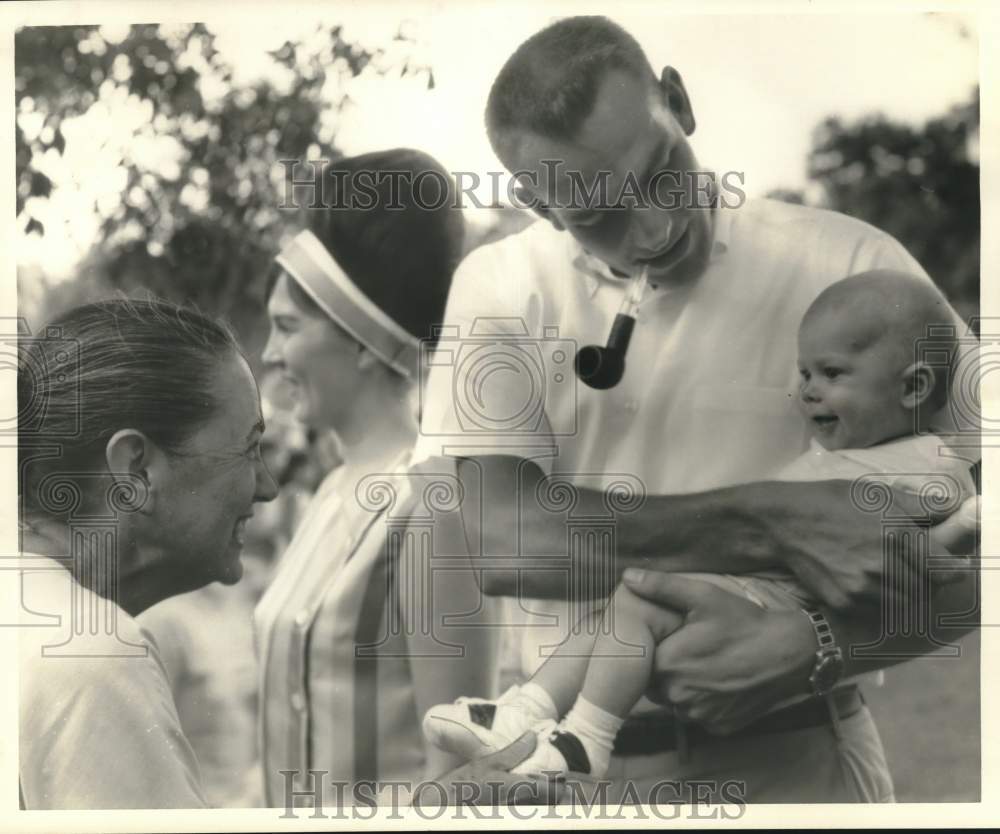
[612,686,864,756]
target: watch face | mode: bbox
[811,652,846,694]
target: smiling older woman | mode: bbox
[17,298,277,809]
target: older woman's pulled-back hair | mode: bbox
[19,297,241,514]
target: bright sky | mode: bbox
[329,8,978,198]
[18,8,979,279]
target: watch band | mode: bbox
[802,608,844,672]
[802,607,847,738]
[803,607,837,651]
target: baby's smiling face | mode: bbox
[797,307,915,451]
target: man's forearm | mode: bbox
[457,453,960,613]
[458,455,791,598]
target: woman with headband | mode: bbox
[254,148,500,806]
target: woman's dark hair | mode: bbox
[18,297,241,514]
[270,147,466,345]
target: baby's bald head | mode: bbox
[797,270,956,450]
[802,270,954,404]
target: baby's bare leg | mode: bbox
[512,586,685,778]
[580,584,685,718]
[528,604,608,715]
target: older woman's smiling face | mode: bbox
[153,352,278,588]
[262,271,367,432]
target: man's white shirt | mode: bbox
[414,197,974,686]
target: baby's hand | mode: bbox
[932,495,980,556]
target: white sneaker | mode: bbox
[513,723,597,778]
[422,687,539,760]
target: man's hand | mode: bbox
[623,570,816,734]
[418,732,563,807]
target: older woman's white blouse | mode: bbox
[18,556,207,809]
[253,455,425,807]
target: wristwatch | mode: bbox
[802,608,845,697]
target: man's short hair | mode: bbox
[485,16,656,166]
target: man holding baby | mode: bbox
[415,16,979,803]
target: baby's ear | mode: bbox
[901,361,937,410]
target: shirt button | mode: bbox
[624,399,639,413]
[294,610,309,628]
[290,692,306,712]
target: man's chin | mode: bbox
[648,239,710,287]
[649,258,701,287]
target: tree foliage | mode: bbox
[769,88,979,322]
[16,22,432,356]
[19,24,979,346]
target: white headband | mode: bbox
[275,229,420,379]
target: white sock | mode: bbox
[560,695,624,778]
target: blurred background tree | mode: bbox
[768,86,980,326]
[16,22,434,359]
[18,23,980,346]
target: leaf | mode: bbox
[30,170,52,198]
[51,125,66,153]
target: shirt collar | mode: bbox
[709,203,731,259]
[570,248,627,298]
[569,204,731,297]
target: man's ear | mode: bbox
[105,429,155,514]
[901,361,937,410]
[658,66,696,136]
[513,185,564,231]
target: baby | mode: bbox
[423,269,977,779]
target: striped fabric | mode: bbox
[254,456,424,807]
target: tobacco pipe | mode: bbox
[574,267,649,390]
